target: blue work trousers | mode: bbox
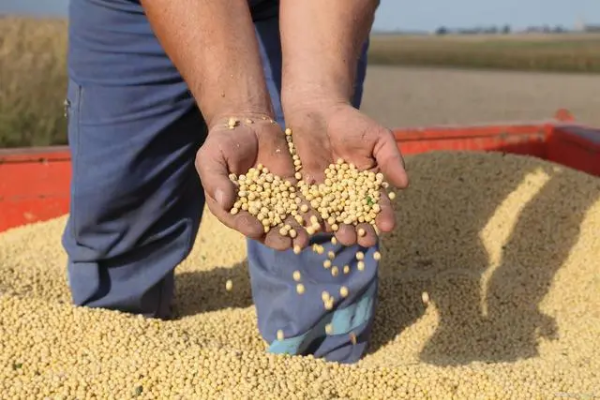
[63,0,378,364]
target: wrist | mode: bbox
[201,88,275,130]
[281,88,350,119]
[208,112,277,131]
[281,74,355,108]
[193,72,275,129]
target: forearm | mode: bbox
[279,0,379,107]
[141,0,273,127]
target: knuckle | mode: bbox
[195,146,209,168]
[366,123,391,138]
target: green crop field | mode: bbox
[368,33,600,73]
[1,16,600,148]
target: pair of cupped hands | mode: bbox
[195,100,409,252]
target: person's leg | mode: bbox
[63,0,206,319]
[248,16,376,364]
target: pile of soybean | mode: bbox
[1,151,599,399]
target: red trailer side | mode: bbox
[1,111,599,233]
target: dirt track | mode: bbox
[361,66,600,129]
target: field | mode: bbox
[0,17,67,148]
[361,65,600,129]
[2,16,600,148]
[368,33,600,73]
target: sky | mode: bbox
[1,0,600,32]
[374,0,600,32]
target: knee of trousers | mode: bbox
[62,80,205,317]
[247,236,380,363]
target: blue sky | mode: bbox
[1,0,600,32]
[374,0,600,32]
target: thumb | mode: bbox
[195,146,237,210]
[373,129,409,189]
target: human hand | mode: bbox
[195,115,309,251]
[284,101,409,247]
